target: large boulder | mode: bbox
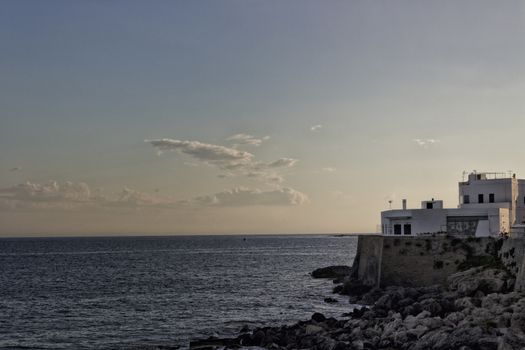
[312,265,352,279]
[447,267,508,296]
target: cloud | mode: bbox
[0,181,179,210]
[413,138,440,148]
[310,124,323,132]
[0,181,91,203]
[9,167,22,172]
[193,187,309,206]
[227,133,270,147]
[146,138,253,169]
[0,180,308,211]
[146,138,298,186]
[246,172,284,184]
[322,167,337,173]
[267,158,298,168]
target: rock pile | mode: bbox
[191,267,525,350]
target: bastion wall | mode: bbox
[354,235,525,290]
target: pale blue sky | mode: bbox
[1,1,524,235]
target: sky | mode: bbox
[1,1,525,236]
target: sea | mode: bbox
[0,235,358,349]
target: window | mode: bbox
[463,195,470,204]
[489,193,495,203]
[426,202,433,209]
[403,224,412,235]
[394,224,402,235]
[478,194,484,203]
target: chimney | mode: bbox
[402,199,407,210]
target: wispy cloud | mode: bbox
[310,124,323,132]
[9,167,22,172]
[267,158,298,168]
[0,181,91,203]
[0,181,177,210]
[413,138,440,148]
[146,138,251,161]
[227,133,270,147]
[146,138,298,186]
[322,167,337,173]
[193,187,308,206]
[146,138,253,170]
[0,180,308,210]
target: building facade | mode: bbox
[381,172,525,237]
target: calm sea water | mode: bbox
[0,235,357,349]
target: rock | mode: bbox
[305,324,324,335]
[498,331,525,350]
[407,325,429,339]
[455,297,475,310]
[420,298,443,316]
[239,324,250,333]
[312,266,352,279]
[324,297,339,304]
[448,267,507,296]
[333,341,349,350]
[340,280,373,296]
[510,298,525,334]
[333,285,344,294]
[251,330,265,345]
[312,312,327,323]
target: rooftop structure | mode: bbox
[381,171,525,237]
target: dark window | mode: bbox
[426,202,433,209]
[394,224,402,235]
[523,196,525,205]
[463,195,470,204]
[478,194,484,203]
[489,193,495,203]
[403,224,411,235]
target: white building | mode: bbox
[381,172,525,237]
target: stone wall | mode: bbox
[380,236,495,287]
[354,235,383,287]
[354,235,525,290]
[499,238,525,276]
[516,257,525,292]
[499,237,525,292]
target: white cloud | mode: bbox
[322,167,337,173]
[413,138,440,148]
[227,133,270,147]
[0,181,178,210]
[193,187,309,206]
[267,158,298,168]
[310,124,323,132]
[0,180,309,210]
[0,181,91,203]
[146,138,298,186]
[146,138,253,169]
[246,172,284,184]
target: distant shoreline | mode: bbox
[0,232,369,239]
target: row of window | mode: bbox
[463,194,525,204]
[463,193,495,204]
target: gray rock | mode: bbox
[448,268,507,296]
[312,266,352,279]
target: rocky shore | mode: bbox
[190,265,525,350]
